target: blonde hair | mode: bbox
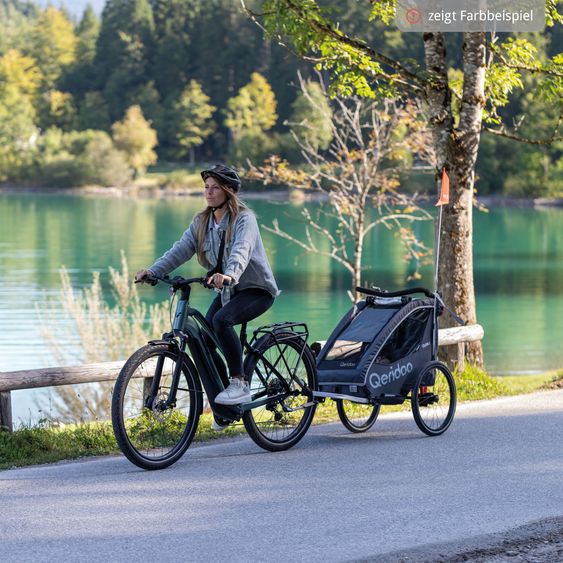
[195,183,248,265]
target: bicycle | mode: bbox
[111,274,317,470]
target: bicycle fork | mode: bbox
[143,343,186,410]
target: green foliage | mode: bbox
[262,0,395,99]
[230,129,280,165]
[224,72,279,163]
[0,0,38,56]
[151,0,201,94]
[128,80,163,125]
[0,48,41,100]
[32,128,132,187]
[30,6,77,89]
[368,0,397,24]
[76,5,100,66]
[94,0,155,120]
[0,65,38,181]
[164,79,216,159]
[454,364,508,401]
[225,72,278,135]
[0,0,560,193]
[287,79,333,152]
[112,105,158,176]
[77,91,111,130]
[39,90,78,131]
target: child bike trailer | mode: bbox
[313,286,457,436]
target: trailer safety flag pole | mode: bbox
[434,168,450,291]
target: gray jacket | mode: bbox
[149,210,279,298]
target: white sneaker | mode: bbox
[215,379,251,405]
[211,417,230,432]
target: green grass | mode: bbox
[2,365,562,470]
[495,371,563,395]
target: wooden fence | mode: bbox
[0,324,484,432]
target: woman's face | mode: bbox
[204,176,227,208]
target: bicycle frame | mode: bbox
[147,281,242,422]
[145,276,315,422]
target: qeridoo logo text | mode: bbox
[369,362,413,389]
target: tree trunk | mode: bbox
[445,33,486,367]
[424,32,486,369]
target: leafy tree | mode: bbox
[224,72,278,161]
[0,48,41,101]
[77,91,111,131]
[128,80,162,125]
[151,0,201,95]
[62,5,101,97]
[76,5,100,66]
[286,75,333,154]
[225,72,278,135]
[247,0,563,367]
[164,79,216,162]
[0,0,38,56]
[0,86,37,181]
[30,6,77,90]
[94,0,154,120]
[0,49,40,180]
[111,105,158,176]
[39,90,78,131]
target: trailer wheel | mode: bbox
[336,400,380,433]
[412,361,456,436]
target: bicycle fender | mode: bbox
[147,339,178,348]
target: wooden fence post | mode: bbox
[0,391,13,432]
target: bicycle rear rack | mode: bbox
[248,321,311,394]
[250,321,309,344]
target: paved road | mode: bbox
[2,390,563,562]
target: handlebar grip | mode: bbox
[356,286,433,298]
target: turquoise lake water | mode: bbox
[1,193,562,423]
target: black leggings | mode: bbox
[205,288,275,378]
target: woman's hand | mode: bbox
[207,273,232,289]
[134,269,153,284]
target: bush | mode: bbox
[34,128,132,187]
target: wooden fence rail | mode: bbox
[0,324,483,432]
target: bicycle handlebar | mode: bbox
[135,273,231,290]
[356,286,434,298]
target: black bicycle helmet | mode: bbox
[201,164,241,193]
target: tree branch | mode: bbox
[268,0,425,94]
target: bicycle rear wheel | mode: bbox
[242,332,317,452]
[336,400,380,433]
[112,343,202,470]
[411,361,456,436]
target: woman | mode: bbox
[135,164,279,409]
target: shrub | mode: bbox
[34,128,132,187]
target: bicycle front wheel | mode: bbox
[243,332,317,452]
[336,400,380,433]
[411,361,456,436]
[112,344,202,470]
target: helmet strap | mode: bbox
[211,199,228,213]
